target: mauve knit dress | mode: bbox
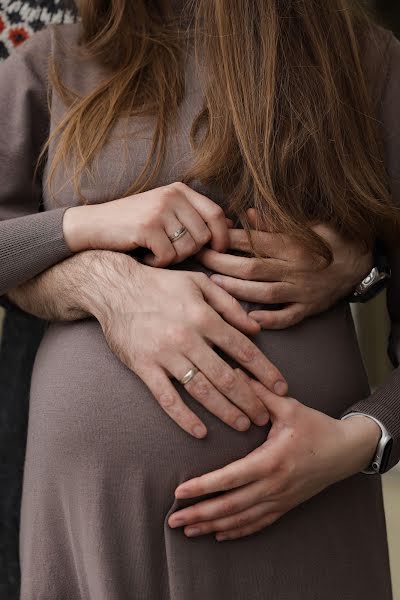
[0,18,400,600]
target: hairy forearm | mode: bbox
[7,250,140,322]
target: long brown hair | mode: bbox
[41,0,400,262]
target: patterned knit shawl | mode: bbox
[0,0,76,60]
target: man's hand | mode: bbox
[168,374,380,541]
[195,208,373,329]
[9,250,288,438]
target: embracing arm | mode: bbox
[0,29,75,297]
[341,32,400,471]
[6,249,129,321]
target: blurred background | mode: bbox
[0,0,399,598]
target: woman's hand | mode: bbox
[90,256,287,438]
[63,182,230,267]
[195,208,372,329]
[168,375,380,540]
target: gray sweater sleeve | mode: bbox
[0,28,73,296]
[343,33,400,471]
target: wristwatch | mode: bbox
[348,243,391,303]
[341,413,393,474]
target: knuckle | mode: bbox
[235,514,251,528]
[217,369,237,394]
[265,513,280,526]
[236,341,258,363]
[190,305,213,329]
[280,400,298,420]
[268,472,287,495]
[244,262,257,279]
[167,324,192,350]
[199,230,212,246]
[192,272,209,287]
[187,508,201,522]
[144,214,161,230]
[263,460,282,486]
[209,205,224,220]
[285,309,303,328]
[220,474,239,489]
[170,181,187,193]
[158,186,176,207]
[268,475,290,500]
[158,392,177,409]
[220,499,236,515]
[190,375,213,401]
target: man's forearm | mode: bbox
[7,250,140,321]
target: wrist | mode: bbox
[338,415,381,475]
[74,250,145,322]
[341,249,372,296]
[63,205,96,253]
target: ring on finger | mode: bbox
[168,225,188,243]
[180,366,199,385]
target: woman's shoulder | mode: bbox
[11,22,106,96]
[1,23,82,83]
[6,22,81,61]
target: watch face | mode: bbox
[380,438,393,474]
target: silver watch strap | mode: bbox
[341,412,392,474]
[353,267,388,297]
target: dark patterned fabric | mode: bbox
[0,3,76,598]
[0,0,76,60]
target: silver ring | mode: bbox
[168,225,188,243]
[180,367,199,385]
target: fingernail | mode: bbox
[192,425,207,439]
[235,415,251,431]
[254,412,269,426]
[169,519,185,528]
[274,381,287,396]
[186,528,201,537]
[216,534,227,542]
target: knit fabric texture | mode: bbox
[0,0,76,60]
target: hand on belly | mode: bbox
[90,256,287,440]
[168,377,381,541]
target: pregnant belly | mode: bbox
[28,300,369,498]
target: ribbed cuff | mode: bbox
[0,207,73,295]
[341,367,400,472]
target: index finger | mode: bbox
[176,182,230,252]
[211,319,288,396]
[175,447,266,499]
[228,229,290,260]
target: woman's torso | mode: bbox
[36,22,371,450]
